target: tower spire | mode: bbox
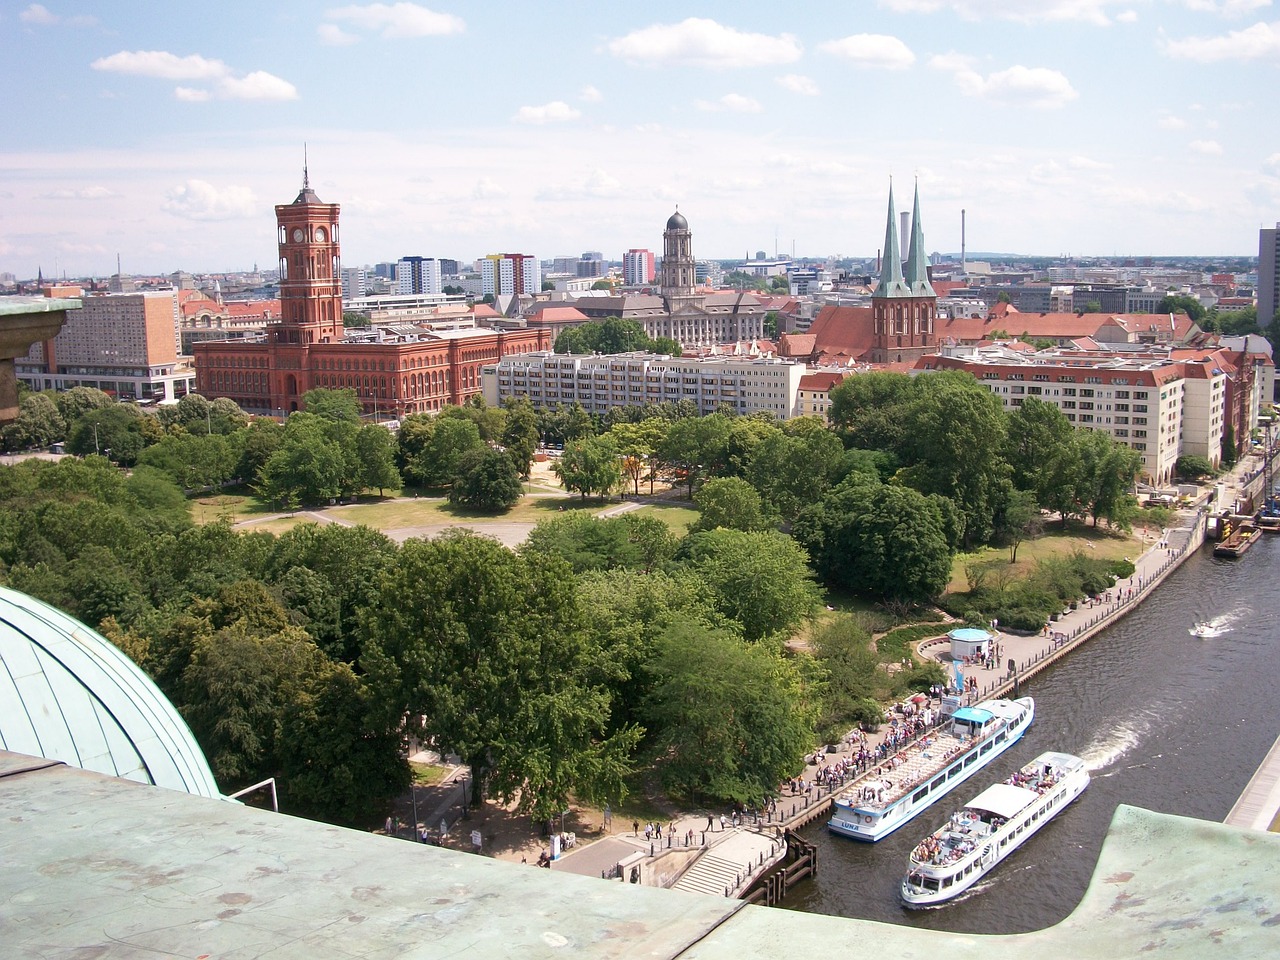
[904,180,936,297]
[873,181,909,299]
[303,143,309,190]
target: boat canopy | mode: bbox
[951,707,995,724]
[964,783,1039,820]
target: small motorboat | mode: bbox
[1189,622,1215,638]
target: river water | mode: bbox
[784,535,1280,934]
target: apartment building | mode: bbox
[483,351,805,419]
[481,254,540,296]
[920,346,1187,484]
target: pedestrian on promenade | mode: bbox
[633,820,639,836]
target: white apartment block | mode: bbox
[622,249,655,286]
[396,257,442,296]
[483,351,805,419]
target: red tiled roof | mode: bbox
[470,304,501,319]
[806,304,875,362]
[798,371,846,392]
[777,333,816,358]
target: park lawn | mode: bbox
[327,492,609,529]
[191,492,276,525]
[946,524,1143,594]
[629,502,700,537]
[410,761,450,787]
[239,515,316,536]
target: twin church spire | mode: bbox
[874,180,935,299]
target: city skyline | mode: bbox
[3,0,1279,279]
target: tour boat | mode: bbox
[900,750,1089,907]
[827,697,1035,843]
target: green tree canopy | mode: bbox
[553,316,681,357]
[679,528,820,642]
[301,387,362,423]
[1156,294,1206,324]
[552,434,622,498]
[501,396,541,478]
[691,476,773,533]
[793,477,954,603]
[411,416,484,487]
[0,393,65,451]
[660,413,733,497]
[354,423,400,496]
[645,623,810,804]
[359,532,639,820]
[448,446,523,512]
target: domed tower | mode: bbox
[660,207,696,300]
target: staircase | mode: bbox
[672,854,743,897]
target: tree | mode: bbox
[440,395,506,443]
[1220,421,1238,468]
[301,387,362,423]
[691,476,772,533]
[541,279,556,291]
[342,311,371,327]
[0,393,65,451]
[660,413,733,497]
[793,477,953,604]
[897,373,1011,546]
[65,404,148,465]
[827,371,914,451]
[746,421,844,520]
[553,316,677,357]
[448,447,523,512]
[1156,294,1206,324]
[359,532,639,820]
[55,385,112,424]
[137,432,238,490]
[995,488,1042,563]
[523,512,677,574]
[501,396,540,478]
[355,423,400,495]
[609,418,667,494]
[645,623,809,804]
[236,418,283,482]
[680,529,820,642]
[552,434,621,498]
[411,417,484,487]
[1081,300,1103,314]
[1075,429,1142,528]
[1175,454,1216,482]
[763,310,779,339]
[1005,397,1075,506]
[255,413,347,505]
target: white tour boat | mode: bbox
[827,697,1034,843]
[900,750,1090,907]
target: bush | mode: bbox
[989,606,1047,632]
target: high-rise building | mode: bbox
[396,256,442,295]
[481,254,539,295]
[1260,223,1279,331]
[341,266,367,300]
[17,289,194,402]
[622,249,655,285]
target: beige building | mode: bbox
[19,290,194,403]
[484,351,805,419]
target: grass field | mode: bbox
[946,523,1143,594]
[629,502,700,537]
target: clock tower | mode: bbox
[274,167,343,346]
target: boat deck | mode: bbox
[837,727,991,812]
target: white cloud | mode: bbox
[163,180,258,221]
[91,50,230,81]
[19,4,96,27]
[39,185,119,200]
[606,18,801,68]
[877,0,1126,25]
[1264,152,1280,174]
[535,168,625,201]
[317,24,359,46]
[1190,138,1224,154]
[820,34,915,69]
[931,56,1078,107]
[90,50,296,101]
[325,3,465,38]
[513,101,581,124]
[472,177,508,199]
[1163,21,1280,61]
[1068,155,1111,169]
[579,85,603,102]
[1116,9,1139,21]
[217,72,299,101]
[695,93,763,113]
[1157,112,1188,129]
[1180,0,1271,16]
[776,73,820,95]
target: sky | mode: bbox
[2,0,1279,280]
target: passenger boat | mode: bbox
[827,697,1034,843]
[900,751,1089,907]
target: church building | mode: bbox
[192,172,550,418]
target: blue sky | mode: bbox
[2,0,1278,279]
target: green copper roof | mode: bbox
[904,181,936,298]
[873,184,911,300]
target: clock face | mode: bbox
[291,228,305,242]
[315,227,327,242]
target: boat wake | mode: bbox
[1189,607,1248,638]
[1080,722,1146,774]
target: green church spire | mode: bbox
[904,180,936,297]
[873,182,911,299]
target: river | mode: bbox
[784,535,1280,934]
